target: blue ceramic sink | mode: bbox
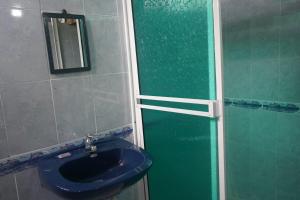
[38,138,152,200]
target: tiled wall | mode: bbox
[0,0,136,199]
[222,0,300,102]
[222,0,300,200]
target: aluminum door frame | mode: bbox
[121,0,225,200]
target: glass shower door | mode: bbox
[126,0,224,200]
[221,1,300,200]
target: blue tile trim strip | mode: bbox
[225,98,300,113]
[232,100,262,109]
[0,126,133,177]
[262,103,299,113]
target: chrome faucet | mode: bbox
[85,134,97,153]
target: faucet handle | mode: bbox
[85,134,93,145]
[86,134,93,139]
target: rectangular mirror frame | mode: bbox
[42,12,91,74]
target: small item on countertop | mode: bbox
[57,152,72,159]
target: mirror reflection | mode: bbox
[43,11,90,74]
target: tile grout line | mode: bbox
[83,0,86,15]
[115,0,119,18]
[39,0,53,83]
[50,72,129,81]
[38,0,41,11]
[41,0,60,146]
[50,74,91,81]
[115,0,129,78]
[85,14,119,18]
[14,175,20,200]
[0,5,38,10]
[0,79,51,87]
[278,0,282,105]
[249,17,254,100]
[0,93,10,157]
[49,79,60,144]
[84,0,97,135]
[90,76,98,134]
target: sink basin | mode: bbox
[38,138,152,200]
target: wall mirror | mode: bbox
[42,10,91,74]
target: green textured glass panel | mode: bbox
[132,1,218,200]
[142,110,217,200]
[132,0,216,100]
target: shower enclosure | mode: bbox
[122,0,300,199]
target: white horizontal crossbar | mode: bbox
[137,104,213,117]
[136,95,218,118]
[137,95,211,105]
